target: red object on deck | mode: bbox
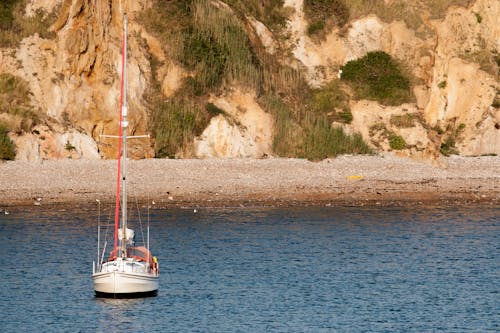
[108,246,155,267]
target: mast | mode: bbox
[120,15,129,257]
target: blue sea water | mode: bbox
[0,205,498,332]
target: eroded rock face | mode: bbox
[350,101,440,160]
[8,0,154,160]
[282,0,499,158]
[12,123,100,161]
[194,89,273,158]
[423,1,499,155]
[1,0,498,161]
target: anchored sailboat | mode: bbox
[92,15,159,298]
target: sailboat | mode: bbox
[92,15,159,298]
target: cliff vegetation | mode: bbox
[0,0,498,161]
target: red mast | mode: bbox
[113,24,126,252]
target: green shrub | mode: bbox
[389,135,406,150]
[439,123,465,156]
[181,26,228,92]
[0,123,16,160]
[492,94,500,108]
[205,103,226,117]
[440,136,458,156]
[341,51,412,105]
[307,21,325,35]
[338,110,353,124]
[438,80,447,89]
[474,12,482,23]
[0,0,19,30]
[65,141,75,151]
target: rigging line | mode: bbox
[99,209,113,267]
[133,190,146,247]
[100,207,113,262]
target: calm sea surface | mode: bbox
[0,205,498,332]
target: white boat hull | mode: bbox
[93,258,159,297]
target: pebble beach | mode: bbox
[1,154,499,208]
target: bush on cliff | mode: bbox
[0,124,15,160]
[341,51,412,106]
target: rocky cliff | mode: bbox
[0,0,498,161]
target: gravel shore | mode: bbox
[1,154,499,208]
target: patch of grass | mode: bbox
[0,0,57,47]
[390,113,420,128]
[438,80,447,89]
[262,93,372,160]
[346,1,473,36]
[0,123,16,160]
[310,80,352,123]
[439,122,466,156]
[224,0,290,32]
[338,110,353,124]
[144,0,261,95]
[346,1,423,32]
[0,0,20,30]
[261,95,304,156]
[424,0,474,19]
[302,116,371,160]
[462,49,500,78]
[370,123,408,150]
[389,134,406,150]
[151,99,209,158]
[304,0,349,26]
[311,82,345,113]
[304,0,349,34]
[141,0,265,156]
[340,51,412,106]
[0,73,39,132]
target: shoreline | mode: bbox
[1,155,499,209]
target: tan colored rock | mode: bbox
[350,101,439,159]
[194,89,273,158]
[11,0,154,160]
[247,16,278,55]
[160,63,187,98]
[424,57,498,155]
[345,16,387,62]
[12,124,99,161]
